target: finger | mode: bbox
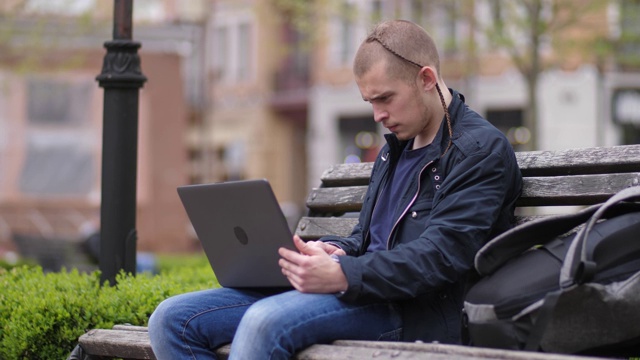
[321,243,346,256]
[293,235,306,252]
[281,269,299,291]
[280,263,304,291]
[294,236,323,256]
[286,276,303,292]
[333,248,347,256]
[278,258,288,271]
[279,247,306,265]
[303,240,323,249]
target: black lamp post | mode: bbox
[96,0,146,286]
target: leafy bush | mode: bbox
[0,255,217,360]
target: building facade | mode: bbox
[305,0,639,190]
[2,0,640,258]
[0,1,208,256]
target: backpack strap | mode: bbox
[560,185,640,287]
[475,205,599,276]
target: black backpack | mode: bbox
[463,186,640,356]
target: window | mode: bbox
[274,22,309,91]
[338,1,356,65]
[212,26,229,82]
[617,0,640,69]
[210,18,255,83]
[237,22,253,81]
[133,0,166,23]
[329,0,357,67]
[20,78,95,196]
[27,80,87,125]
[19,141,95,195]
[25,0,95,15]
[612,88,640,144]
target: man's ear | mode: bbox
[418,66,438,92]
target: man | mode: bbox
[148,19,522,359]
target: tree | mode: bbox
[480,0,610,150]
[0,0,105,73]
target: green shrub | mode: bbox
[0,256,217,360]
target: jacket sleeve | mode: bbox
[336,148,521,303]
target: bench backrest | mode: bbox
[295,144,640,240]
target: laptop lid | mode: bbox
[177,179,295,288]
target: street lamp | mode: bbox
[96,0,146,286]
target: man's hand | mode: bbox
[303,239,347,256]
[278,235,348,294]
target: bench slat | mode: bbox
[297,344,477,360]
[520,173,640,206]
[79,329,156,359]
[295,215,546,240]
[306,186,367,213]
[78,327,604,360]
[296,217,359,239]
[333,340,603,360]
[319,145,640,186]
[307,173,640,213]
[320,162,372,187]
[516,144,640,176]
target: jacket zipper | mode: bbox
[386,160,434,250]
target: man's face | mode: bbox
[355,60,432,143]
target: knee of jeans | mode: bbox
[148,297,181,339]
[238,301,284,335]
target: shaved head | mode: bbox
[354,20,440,85]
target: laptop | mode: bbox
[177,179,296,288]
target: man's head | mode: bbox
[354,20,440,86]
[353,20,452,150]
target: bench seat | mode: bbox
[79,325,603,360]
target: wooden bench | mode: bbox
[72,144,640,360]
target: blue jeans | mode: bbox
[148,287,403,360]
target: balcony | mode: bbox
[269,62,310,116]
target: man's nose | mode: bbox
[373,105,388,123]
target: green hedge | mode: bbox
[0,256,217,360]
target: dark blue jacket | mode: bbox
[321,90,522,343]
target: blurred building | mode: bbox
[0,0,207,255]
[199,1,310,228]
[2,0,639,257]
[305,0,640,187]
[206,0,640,198]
